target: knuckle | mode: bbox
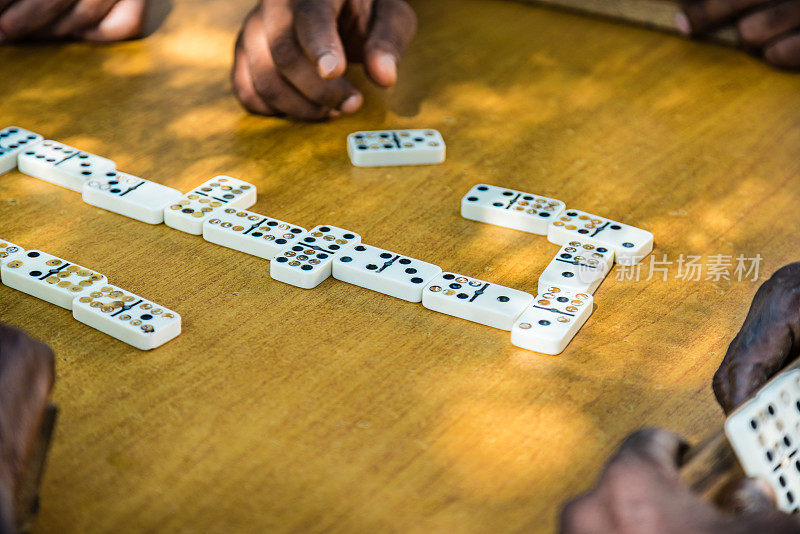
[270,34,301,71]
[0,13,31,39]
[684,3,710,30]
[232,78,274,116]
[559,497,590,530]
[604,455,641,483]
[738,15,771,44]
[559,495,605,534]
[40,0,73,19]
[307,82,348,108]
[293,105,330,122]
[760,262,800,306]
[712,365,728,393]
[250,72,281,104]
[767,39,800,68]
[771,262,800,284]
[624,427,663,449]
[294,0,332,19]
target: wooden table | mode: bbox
[1,0,798,532]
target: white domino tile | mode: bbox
[0,250,107,309]
[0,239,25,265]
[461,184,566,235]
[538,240,614,295]
[510,286,593,355]
[82,171,183,224]
[421,272,534,330]
[0,126,42,175]
[164,176,257,235]
[347,129,445,167]
[17,140,116,192]
[202,208,306,260]
[270,225,360,289]
[725,369,800,514]
[332,243,442,303]
[548,209,653,265]
[72,284,181,350]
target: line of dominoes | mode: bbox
[0,240,181,350]
[0,126,651,355]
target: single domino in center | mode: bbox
[347,129,445,167]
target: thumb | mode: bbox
[719,477,778,515]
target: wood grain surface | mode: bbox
[0,0,798,532]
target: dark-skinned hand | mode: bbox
[713,262,800,414]
[559,428,800,534]
[0,324,55,534]
[0,0,147,43]
[232,0,417,120]
[677,0,800,68]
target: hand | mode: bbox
[232,0,417,120]
[713,262,800,414]
[0,324,55,532]
[676,0,800,68]
[0,0,147,43]
[560,428,800,534]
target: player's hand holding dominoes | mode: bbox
[0,0,148,43]
[232,0,417,120]
[0,324,55,533]
[713,262,800,414]
[560,428,800,534]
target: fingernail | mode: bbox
[339,93,363,114]
[675,12,691,35]
[318,54,339,78]
[377,53,397,77]
[329,109,341,118]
